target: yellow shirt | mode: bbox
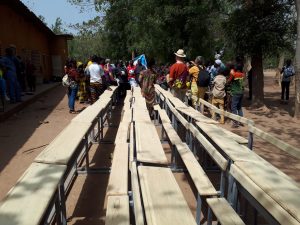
[189,66,199,83]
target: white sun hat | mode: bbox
[174,49,186,58]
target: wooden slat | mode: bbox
[105,195,130,225]
[0,163,66,225]
[219,127,248,144]
[135,121,168,165]
[165,99,189,129]
[176,143,218,196]
[34,122,91,165]
[249,125,300,159]
[207,198,245,225]
[114,122,130,144]
[72,104,102,123]
[176,106,219,124]
[234,161,300,223]
[131,162,145,225]
[189,123,228,171]
[107,144,129,196]
[129,122,134,170]
[138,166,197,225]
[230,164,300,225]
[162,123,182,145]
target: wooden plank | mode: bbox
[115,122,130,144]
[234,161,300,223]
[207,198,245,225]
[34,122,91,165]
[129,122,134,170]
[219,127,248,144]
[166,99,189,129]
[138,166,197,225]
[189,123,228,171]
[158,108,171,124]
[131,162,145,225]
[176,107,219,124]
[135,122,168,165]
[249,125,300,159]
[198,98,254,125]
[195,122,253,162]
[176,143,218,196]
[106,195,130,225]
[230,164,300,225]
[162,123,182,145]
[107,144,129,196]
[72,104,101,123]
[0,163,66,225]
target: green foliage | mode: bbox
[51,17,67,34]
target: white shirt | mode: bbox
[88,63,103,83]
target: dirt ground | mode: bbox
[0,70,299,224]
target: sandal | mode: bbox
[69,110,78,114]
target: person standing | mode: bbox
[281,59,295,104]
[87,55,104,104]
[189,56,210,107]
[139,59,157,116]
[25,59,36,94]
[168,49,189,101]
[211,68,227,124]
[228,63,244,128]
[65,59,79,113]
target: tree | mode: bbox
[223,0,295,106]
[38,15,47,26]
[295,0,300,118]
[51,17,67,34]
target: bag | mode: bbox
[197,69,210,87]
[173,70,189,89]
[62,74,70,87]
[283,67,294,78]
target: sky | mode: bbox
[21,0,99,33]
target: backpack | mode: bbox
[283,66,294,78]
[62,74,70,87]
[197,68,210,87]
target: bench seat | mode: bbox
[105,195,130,225]
[138,166,197,225]
[0,163,66,225]
[207,198,245,225]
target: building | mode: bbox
[0,0,72,82]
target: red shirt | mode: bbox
[169,61,188,85]
[127,65,136,80]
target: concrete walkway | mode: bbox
[0,82,60,122]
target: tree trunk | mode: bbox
[295,0,300,118]
[251,51,265,106]
[275,53,285,87]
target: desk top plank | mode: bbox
[72,105,102,123]
[135,122,168,165]
[176,143,218,196]
[0,163,66,225]
[34,122,91,165]
[138,166,196,225]
[235,161,300,223]
[106,195,130,225]
[176,107,219,124]
[230,164,300,225]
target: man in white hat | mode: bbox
[168,49,189,101]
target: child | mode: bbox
[211,67,227,124]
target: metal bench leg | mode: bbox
[248,131,254,150]
[207,207,213,225]
[59,183,67,225]
[220,171,225,197]
[196,194,202,225]
[85,134,90,170]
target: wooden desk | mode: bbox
[0,163,66,225]
[34,122,91,165]
[138,166,196,225]
[135,121,168,165]
[176,107,219,124]
[231,162,300,225]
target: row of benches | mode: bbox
[0,86,119,225]
[155,84,300,225]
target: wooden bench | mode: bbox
[105,195,130,225]
[107,143,129,196]
[176,106,219,124]
[0,163,67,225]
[34,122,92,165]
[153,104,171,124]
[206,198,245,225]
[248,125,300,159]
[230,163,300,225]
[138,166,197,225]
[130,162,145,225]
[114,122,130,144]
[135,121,168,165]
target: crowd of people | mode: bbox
[61,49,295,127]
[0,45,37,110]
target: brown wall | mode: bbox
[0,4,69,81]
